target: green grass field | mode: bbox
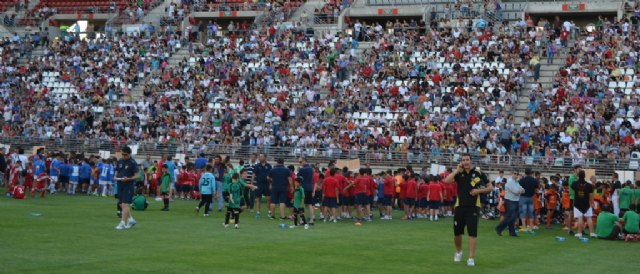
[1,191,636,274]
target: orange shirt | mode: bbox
[545,189,557,208]
[395,175,405,194]
[561,187,571,209]
[533,193,542,210]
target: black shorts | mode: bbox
[322,197,338,208]
[345,196,355,206]
[285,196,293,208]
[419,198,428,209]
[383,194,393,206]
[161,192,169,196]
[118,183,134,204]
[429,201,442,209]
[454,206,480,237]
[255,183,270,197]
[79,178,90,185]
[355,193,368,206]
[304,191,313,205]
[59,175,69,184]
[181,184,193,192]
[313,190,322,204]
[368,195,374,205]
[227,207,241,214]
[294,207,305,214]
[404,198,415,207]
[271,189,288,204]
[201,194,213,203]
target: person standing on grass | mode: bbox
[114,146,138,230]
[321,168,340,223]
[291,177,309,229]
[196,165,216,217]
[297,156,315,225]
[382,171,396,220]
[224,171,258,229]
[571,170,597,238]
[518,168,539,232]
[160,164,172,211]
[269,158,292,220]
[253,154,272,218]
[495,171,524,237]
[427,175,444,222]
[443,154,493,267]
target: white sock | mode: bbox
[102,185,108,194]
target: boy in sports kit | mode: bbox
[160,164,172,211]
[32,173,50,198]
[24,163,34,195]
[58,159,69,194]
[49,154,61,194]
[321,168,340,223]
[291,177,309,229]
[99,159,113,197]
[68,160,80,195]
[224,171,258,229]
[196,165,216,217]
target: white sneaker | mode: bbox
[467,258,475,267]
[574,233,583,238]
[304,224,309,229]
[223,223,229,228]
[289,225,296,229]
[128,218,136,228]
[234,224,239,229]
[454,252,463,262]
[590,233,598,238]
[115,222,126,230]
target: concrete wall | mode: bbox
[525,1,622,18]
[53,14,112,21]
[193,11,261,19]
[348,6,427,17]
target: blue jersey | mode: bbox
[34,160,46,176]
[165,161,176,177]
[59,163,69,177]
[109,165,116,182]
[50,159,61,176]
[195,157,208,169]
[79,163,92,179]
[99,164,112,181]
[199,172,216,195]
[70,165,80,182]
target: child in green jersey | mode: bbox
[291,177,309,229]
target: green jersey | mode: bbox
[623,210,639,234]
[223,173,233,194]
[619,187,633,210]
[634,189,640,205]
[227,181,245,208]
[132,195,147,211]
[161,173,171,193]
[293,186,305,209]
[596,211,619,238]
[568,175,577,200]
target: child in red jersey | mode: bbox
[403,174,418,220]
[427,176,444,221]
[321,168,340,223]
[417,178,429,218]
[32,173,50,198]
[24,164,34,195]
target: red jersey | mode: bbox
[12,185,25,199]
[36,174,49,188]
[335,173,348,196]
[405,179,418,199]
[322,176,339,198]
[354,176,368,194]
[428,182,443,201]
[368,178,376,196]
[399,180,408,199]
[418,183,429,199]
[24,168,34,187]
[383,177,395,195]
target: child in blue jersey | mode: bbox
[49,154,62,193]
[58,159,69,194]
[196,165,217,217]
[79,159,92,193]
[67,159,80,195]
[99,159,113,197]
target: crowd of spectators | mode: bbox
[3,1,640,169]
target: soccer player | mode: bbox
[49,154,61,194]
[443,154,494,267]
[58,158,69,195]
[427,176,444,221]
[619,181,634,217]
[297,157,315,225]
[382,171,395,219]
[32,173,50,198]
[321,168,340,223]
[351,169,369,226]
[68,159,80,195]
[291,177,309,229]
[99,159,113,197]
[160,164,171,211]
[224,172,258,229]
[79,159,92,194]
[196,165,216,217]
[114,146,139,230]
[404,173,418,220]
[132,189,148,211]
[253,154,272,218]
[268,158,291,220]
[417,177,429,219]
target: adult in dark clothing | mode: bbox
[297,156,315,224]
[572,170,596,238]
[268,158,292,220]
[0,148,6,187]
[518,168,539,231]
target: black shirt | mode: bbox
[254,162,272,185]
[519,176,538,197]
[453,167,489,208]
[572,179,593,212]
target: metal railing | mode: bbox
[0,136,634,175]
